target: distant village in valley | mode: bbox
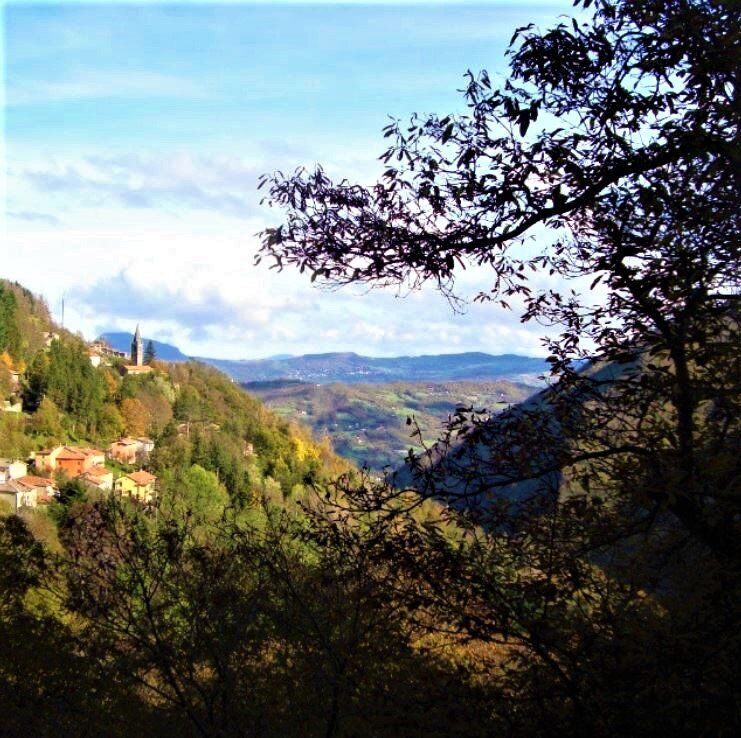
[0,325,158,513]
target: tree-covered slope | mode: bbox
[0,280,348,507]
[245,379,536,470]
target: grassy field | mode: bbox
[244,379,537,471]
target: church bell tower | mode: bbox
[131,324,144,366]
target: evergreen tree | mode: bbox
[144,340,156,365]
[0,283,21,360]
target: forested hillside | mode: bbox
[246,378,535,469]
[0,279,347,508]
[0,280,58,395]
[2,1,739,736]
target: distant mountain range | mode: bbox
[101,333,548,385]
[199,352,549,385]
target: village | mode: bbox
[0,437,157,513]
[0,326,159,513]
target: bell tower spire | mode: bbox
[131,324,144,366]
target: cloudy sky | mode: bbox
[4,0,573,359]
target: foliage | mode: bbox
[249,379,534,470]
[257,0,740,733]
[49,478,89,526]
[28,397,64,441]
[0,283,22,361]
[144,339,156,365]
[23,338,108,437]
[0,514,160,737]
[120,397,150,436]
[0,413,33,458]
[7,498,498,738]
[0,361,14,399]
[159,463,229,525]
[0,280,55,365]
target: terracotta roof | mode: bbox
[113,437,139,447]
[57,447,87,460]
[80,447,105,457]
[17,475,56,488]
[86,465,111,477]
[128,470,156,485]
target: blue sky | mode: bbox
[4,0,574,359]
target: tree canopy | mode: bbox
[260,0,739,552]
[256,1,740,733]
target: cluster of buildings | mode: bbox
[1,326,163,513]
[87,338,126,367]
[0,459,58,512]
[0,436,158,514]
[88,326,154,376]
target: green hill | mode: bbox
[0,280,348,508]
[244,379,536,470]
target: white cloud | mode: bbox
[7,210,60,225]
[5,148,565,360]
[6,71,209,106]
[18,153,264,219]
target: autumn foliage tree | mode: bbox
[120,397,150,437]
[259,0,739,548]
[258,0,740,733]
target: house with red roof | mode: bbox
[16,475,59,504]
[114,470,157,503]
[35,446,105,477]
[80,465,114,491]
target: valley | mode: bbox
[244,378,537,470]
[99,333,549,386]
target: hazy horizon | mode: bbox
[97,328,547,362]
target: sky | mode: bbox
[3,0,575,360]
